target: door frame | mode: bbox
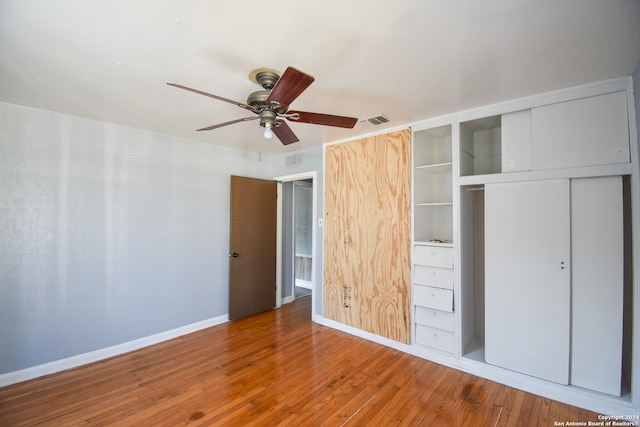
[274,171,317,312]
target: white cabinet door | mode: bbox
[531,91,629,170]
[502,110,532,173]
[570,176,624,395]
[485,179,571,384]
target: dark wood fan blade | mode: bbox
[167,83,257,112]
[197,116,258,131]
[265,67,314,110]
[287,111,358,128]
[272,120,299,145]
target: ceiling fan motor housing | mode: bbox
[259,110,278,129]
[247,90,285,114]
[246,90,270,110]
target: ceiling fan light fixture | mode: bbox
[264,122,273,139]
[260,110,277,139]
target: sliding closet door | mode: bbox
[571,176,624,395]
[324,129,411,343]
[485,179,570,384]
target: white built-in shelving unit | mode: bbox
[409,76,639,416]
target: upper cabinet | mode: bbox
[460,116,502,176]
[531,91,630,170]
[502,110,532,172]
[459,89,631,179]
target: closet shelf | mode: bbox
[415,162,452,174]
[414,239,454,247]
[415,202,453,207]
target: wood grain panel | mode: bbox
[324,128,411,343]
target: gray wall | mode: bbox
[0,102,273,374]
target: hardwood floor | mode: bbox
[0,295,600,426]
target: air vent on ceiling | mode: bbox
[360,114,390,126]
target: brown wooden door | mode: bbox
[229,175,277,320]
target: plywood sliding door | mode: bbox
[324,129,411,343]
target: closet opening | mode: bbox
[459,184,485,362]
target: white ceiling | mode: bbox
[1,0,640,155]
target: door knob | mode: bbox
[230,252,239,258]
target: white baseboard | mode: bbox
[314,315,413,353]
[282,295,294,304]
[0,314,229,388]
[312,315,636,416]
[295,279,312,290]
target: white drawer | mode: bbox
[415,324,455,353]
[414,265,453,289]
[415,306,455,332]
[414,245,453,269]
[414,285,453,312]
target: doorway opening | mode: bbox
[275,171,317,315]
[293,180,313,299]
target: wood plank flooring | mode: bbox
[0,296,601,426]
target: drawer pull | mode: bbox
[432,332,437,337]
[431,272,436,276]
[432,311,437,317]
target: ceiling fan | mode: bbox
[167,66,358,145]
